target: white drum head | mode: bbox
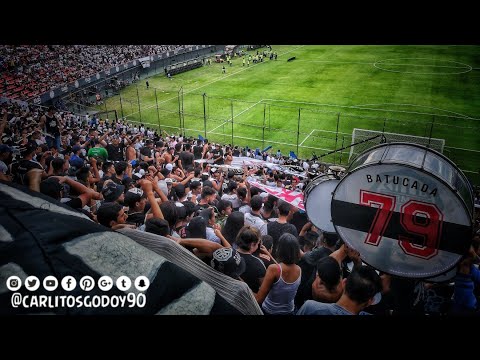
[305,178,339,233]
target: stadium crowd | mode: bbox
[0,45,188,101]
[1,100,480,315]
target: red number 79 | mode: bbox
[360,190,443,259]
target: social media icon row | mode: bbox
[6,275,150,292]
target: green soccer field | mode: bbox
[100,45,480,184]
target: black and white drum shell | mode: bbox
[331,142,473,279]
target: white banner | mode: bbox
[247,178,304,210]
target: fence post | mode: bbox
[119,93,124,119]
[155,88,161,132]
[231,100,234,146]
[263,103,266,133]
[136,84,141,121]
[268,103,270,130]
[262,106,266,149]
[178,86,182,135]
[334,113,340,164]
[339,136,345,164]
[297,108,301,155]
[181,87,185,136]
[203,92,207,139]
[427,116,435,149]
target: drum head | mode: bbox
[331,160,472,279]
[305,176,339,233]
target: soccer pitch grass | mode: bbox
[101,45,480,183]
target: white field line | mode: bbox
[208,120,229,133]
[299,129,316,146]
[208,131,334,153]
[208,99,264,133]
[378,63,471,69]
[295,60,374,65]
[297,59,473,69]
[444,146,480,153]
[262,98,480,121]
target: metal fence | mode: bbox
[72,86,480,186]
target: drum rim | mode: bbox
[350,249,461,279]
[304,175,339,203]
[345,141,474,217]
[304,175,340,233]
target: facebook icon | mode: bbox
[61,276,77,291]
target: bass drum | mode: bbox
[331,142,473,279]
[304,174,340,234]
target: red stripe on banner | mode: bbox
[247,179,304,211]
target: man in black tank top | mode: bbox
[40,106,62,150]
[193,140,204,160]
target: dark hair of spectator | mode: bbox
[250,187,261,197]
[217,199,232,214]
[76,166,90,182]
[261,234,273,251]
[263,200,274,212]
[176,205,187,220]
[323,232,339,248]
[181,201,197,218]
[345,266,383,305]
[316,256,342,292]
[236,226,261,251]
[199,207,214,224]
[51,157,66,172]
[114,161,127,175]
[159,201,178,229]
[201,186,216,199]
[275,233,300,264]
[250,195,263,211]
[186,216,207,239]
[145,218,170,237]
[102,161,114,173]
[266,194,277,205]
[237,187,247,201]
[222,211,245,245]
[97,202,123,228]
[277,201,291,216]
[40,177,62,200]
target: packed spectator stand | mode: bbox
[0,45,187,101]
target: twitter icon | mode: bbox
[25,276,40,291]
